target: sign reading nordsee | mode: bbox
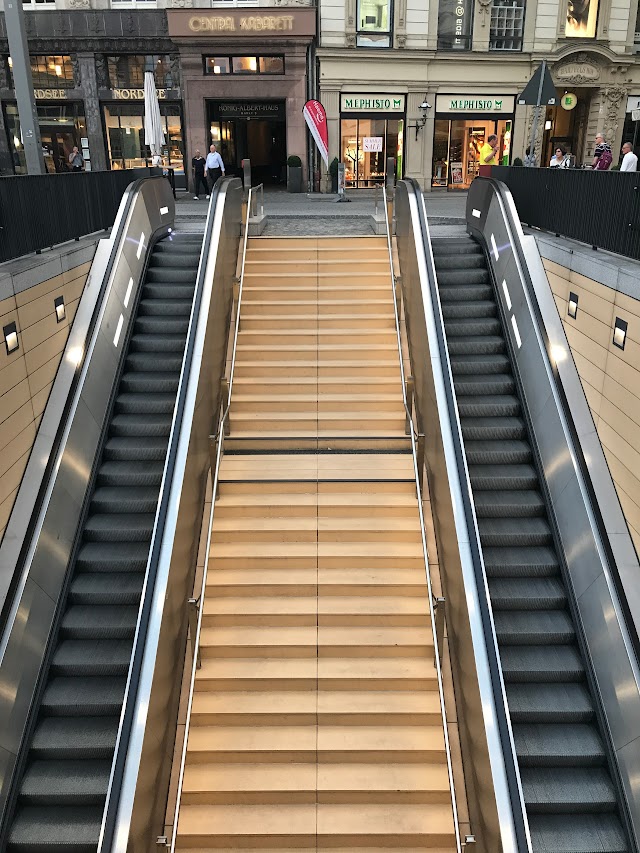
[341,95,406,112]
[436,95,515,114]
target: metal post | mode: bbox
[405,376,414,435]
[433,596,446,666]
[528,59,547,167]
[4,0,45,174]
[243,158,251,201]
[221,377,230,437]
[188,597,201,670]
[416,432,425,496]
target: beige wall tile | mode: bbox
[564,324,609,372]
[64,274,88,305]
[603,349,640,398]
[0,485,19,540]
[0,378,31,428]
[66,298,80,325]
[546,271,570,301]
[570,288,614,329]
[0,401,33,453]
[614,291,640,325]
[570,348,606,395]
[598,398,640,456]
[612,484,640,555]
[0,331,25,374]
[0,294,16,319]
[18,288,67,331]
[28,355,61,400]
[0,421,36,480]
[63,261,91,285]
[542,258,569,279]
[608,308,640,348]
[21,310,69,355]
[568,269,615,302]
[0,355,27,399]
[24,327,68,375]
[603,448,640,510]
[564,309,612,354]
[581,377,602,417]
[31,381,53,420]
[15,273,64,308]
[601,375,640,429]
[0,449,30,505]
[597,420,640,489]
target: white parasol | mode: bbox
[143,70,165,160]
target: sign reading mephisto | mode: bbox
[435,95,515,114]
[341,95,406,112]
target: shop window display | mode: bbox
[340,117,402,187]
[4,102,86,174]
[104,103,184,176]
[431,117,512,189]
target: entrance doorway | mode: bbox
[339,117,404,188]
[541,89,591,167]
[207,101,287,185]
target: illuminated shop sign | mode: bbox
[340,95,406,112]
[110,88,171,100]
[34,88,67,99]
[189,14,294,32]
[435,95,515,114]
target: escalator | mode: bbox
[5,232,202,851]
[431,233,629,852]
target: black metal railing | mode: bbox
[491,165,640,261]
[0,167,165,263]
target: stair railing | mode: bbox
[382,186,463,853]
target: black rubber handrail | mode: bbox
[402,177,531,852]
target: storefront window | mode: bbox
[232,57,258,74]
[8,55,75,89]
[106,55,178,89]
[4,102,86,174]
[260,56,285,74]
[204,55,285,75]
[205,57,231,75]
[104,103,184,175]
[490,0,525,50]
[340,117,403,187]
[431,117,513,189]
[357,0,392,46]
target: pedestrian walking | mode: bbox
[192,149,208,199]
[592,133,613,170]
[68,146,83,172]
[205,144,225,198]
[620,142,638,172]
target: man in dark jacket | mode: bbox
[192,149,208,199]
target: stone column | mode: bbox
[601,85,628,161]
[78,53,107,172]
[323,89,340,164]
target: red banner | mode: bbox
[303,99,329,168]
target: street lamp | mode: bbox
[410,98,432,141]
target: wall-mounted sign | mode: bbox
[213,101,286,120]
[561,92,578,110]
[34,88,66,100]
[555,62,599,82]
[626,96,640,113]
[437,0,472,49]
[167,8,316,38]
[435,95,515,114]
[565,0,598,38]
[363,137,383,152]
[110,88,173,100]
[341,95,406,113]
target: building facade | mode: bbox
[0,0,639,190]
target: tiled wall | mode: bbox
[0,256,94,542]
[543,257,640,555]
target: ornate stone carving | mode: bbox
[170,0,193,7]
[68,0,90,8]
[553,52,601,84]
[274,0,313,6]
[95,54,110,90]
[601,85,627,144]
[477,0,492,26]
[0,58,9,91]
[396,33,407,47]
[526,110,544,164]
[56,11,71,36]
[71,55,81,87]
[346,33,356,47]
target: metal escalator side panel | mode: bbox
[0,176,175,842]
[100,177,243,853]
[395,179,531,853]
[464,176,640,849]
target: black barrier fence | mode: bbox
[0,167,168,263]
[491,166,640,262]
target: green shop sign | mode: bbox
[435,95,515,114]
[341,94,406,113]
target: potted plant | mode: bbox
[287,155,302,193]
[328,157,339,193]
[512,156,524,167]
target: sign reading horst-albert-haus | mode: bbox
[435,95,515,114]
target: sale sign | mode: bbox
[303,99,329,167]
[363,137,383,152]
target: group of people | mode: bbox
[523,132,638,172]
[191,144,225,200]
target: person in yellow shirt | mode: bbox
[478,133,498,175]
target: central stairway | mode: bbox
[175,236,458,851]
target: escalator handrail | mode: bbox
[469,176,640,662]
[0,175,169,639]
[400,177,532,852]
[98,177,240,851]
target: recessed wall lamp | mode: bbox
[54,295,66,323]
[409,97,432,140]
[3,321,18,355]
[568,291,578,319]
[613,317,628,350]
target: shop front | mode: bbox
[167,9,316,193]
[4,99,87,175]
[340,94,405,188]
[431,95,515,189]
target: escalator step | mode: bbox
[444,316,501,336]
[120,371,180,394]
[31,717,118,760]
[447,335,505,355]
[129,333,187,353]
[521,767,618,814]
[109,414,173,438]
[506,683,594,723]
[69,572,144,605]
[145,266,199,284]
[487,577,566,609]
[431,239,483,256]
[493,609,575,644]
[465,440,532,465]
[61,605,138,639]
[142,282,196,302]
[138,298,194,316]
[115,392,177,416]
[103,436,168,461]
[76,541,151,573]
[454,374,515,396]
[19,760,111,805]
[449,353,510,374]
[91,485,160,514]
[436,268,490,286]
[461,416,526,441]
[134,316,190,336]
[83,513,155,542]
[41,676,126,716]
[514,724,605,767]
[500,645,584,682]
[457,394,520,418]
[8,805,103,852]
[478,516,552,547]
[469,464,538,490]
[52,639,133,676]
[474,489,546,518]
[528,813,628,852]
[442,300,497,319]
[482,546,559,577]
[125,350,184,373]
[97,461,164,488]
[431,252,485,269]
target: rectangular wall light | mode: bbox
[3,322,18,355]
[613,317,628,350]
[54,295,66,323]
[568,292,578,319]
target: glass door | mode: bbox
[340,117,404,188]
